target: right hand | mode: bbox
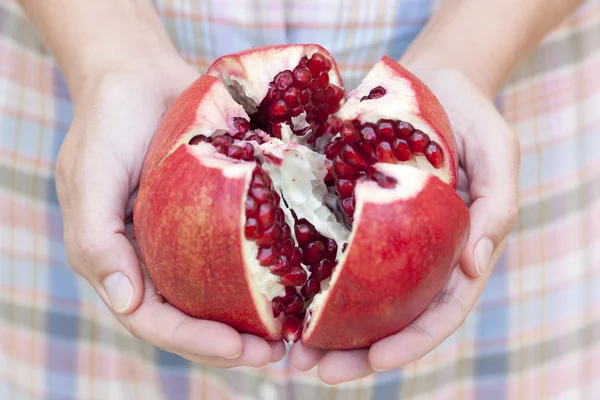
[56,54,286,368]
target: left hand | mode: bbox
[288,67,520,384]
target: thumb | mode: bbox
[458,117,520,278]
[58,141,144,315]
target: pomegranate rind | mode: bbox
[301,165,470,349]
[338,56,459,187]
[206,44,344,107]
[141,75,249,182]
[134,144,282,340]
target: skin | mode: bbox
[16,0,584,383]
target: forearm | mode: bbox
[400,0,585,97]
[17,0,179,99]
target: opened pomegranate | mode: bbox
[133,44,470,350]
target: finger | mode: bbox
[369,243,505,370]
[58,143,145,315]
[459,114,520,278]
[317,349,373,386]
[269,341,287,363]
[289,341,327,371]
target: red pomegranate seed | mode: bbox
[281,223,292,240]
[283,286,298,298]
[293,67,312,89]
[303,241,325,264]
[360,125,377,142]
[371,172,397,189]
[392,139,412,161]
[309,79,320,93]
[281,238,295,256]
[233,117,250,135]
[341,123,360,143]
[376,141,396,163]
[300,89,311,104]
[294,221,317,246]
[307,53,327,75]
[341,197,355,216]
[245,218,260,239]
[368,86,386,99]
[340,144,367,169]
[425,142,444,168]
[358,142,377,163]
[272,297,286,318]
[258,247,279,266]
[283,294,304,316]
[241,143,254,161]
[324,238,337,260]
[312,259,334,281]
[189,135,209,145]
[227,145,244,159]
[332,157,356,179]
[212,134,234,146]
[245,197,258,216]
[325,139,344,160]
[250,187,271,204]
[318,72,329,88]
[283,87,301,107]
[290,106,303,117]
[270,255,292,275]
[335,179,355,199]
[312,89,325,103]
[290,250,302,268]
[301,279,320,299]
[269,100,289,117]
[409,130,430,153]
[331,85,345,102]
[213,144,227,154]
[396,121,414,137]
[280,267,307,286]
[271,122,283,139]
[378,121,395,141]
[258,203,275,229]
[255,224,280,246]
[274,70,294,91]
[282,316,302,342]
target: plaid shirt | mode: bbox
[2,0,600,398]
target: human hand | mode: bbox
[289,67,520,384]
[55,55,286,368]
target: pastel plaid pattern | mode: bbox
[1,0,600,398]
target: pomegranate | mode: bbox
[133,44,470,350]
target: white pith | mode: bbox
[337,60,451,184]
[303,164,430,336]
[208,45,343,111]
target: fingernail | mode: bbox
[474,238,494,275]
[103,272,134,313]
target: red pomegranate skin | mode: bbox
[134,144,281,340]
[302,174,470,349]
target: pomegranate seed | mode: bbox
[312,89,325,103]
[284,286,298,298]
[290,107,303,117]
[425,142,444,168]
[274,70,294,91]
[293,67,312,89]
[392,139,412,161]
[258,203,275,229]
[189,135,209,145]
[396,121,414,137]
[368,86,386,99]
[227,145,244,159]
[251,172,269,187]
[331,85,345,102]
[332,157,356,179]
[255,224,280,246]
[281,238,295,256]
[378,121,395,141]
[290,250,302,268]
[360,125,377,142]
[409,130,430,153]
[271,122,283,139]
[281,223,292,240]
[212,135,234,146]
[241,143,254,161]
[371,172,397,189]
[324,238,337,260]
[325,139,344,160]
[250,186,271,204]
[272,297,286,318]
[312,259,334,281]
[301,279,320,299]
[318,72,329,88]
[300,89,311,104]
[213,144,227,154]
[283,87,301,107]
[280,267,307,286]
[282,316,302,342]
[283,294,304,316]
[294,221,317,246]
[270,255,292,275]
[233,117,250,135]
[340,144,367,169]
[245,218,260,239]
[245,197,258,216]
[258,247,279,266]
[269,100,289,117]
[335,179,355,199]
[358,142,377,164]
[307,53,327,75]
[376,141,396,163]
[341,197,355,216]
[341,123,360,143]
[303,241,325,264]
[309,79,320,93]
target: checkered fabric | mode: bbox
[2,0,600,398]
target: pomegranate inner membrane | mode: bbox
[187,52,446,342]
